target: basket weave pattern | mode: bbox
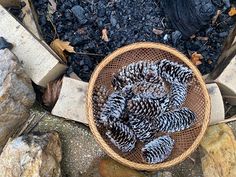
[87,42,210,171]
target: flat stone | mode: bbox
[206,83,225,124]
[215,55,236,105]
[0,5,67,87]
[32,106,104,176]
[0,132,62,177]
[52,77,88,125]
[0,49,35,151]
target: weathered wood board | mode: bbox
[206,83,225,124]
[0,5,67,87]
[52,77,88,125]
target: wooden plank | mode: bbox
[215,55,236,105]
[0,5,67,87]
[206,83,225,125]
[52,77,88,125]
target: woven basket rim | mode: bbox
[87,42,210,171]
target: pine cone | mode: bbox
[155,107,196,133]
[169,83,187,110]
[129,115,156,142]
[132,80,167,99]
[100,91,126,126]
[142,135,175,164]
[112,61,159,90]
[157,59,193,84]
[127,95,169,117]
[106,121,136,152]
[93,86,109,126]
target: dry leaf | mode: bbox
[48,0,57,14]
[212,10,221,24]
[201,124,236,177]
[229,7,236,17]
[102,29,109,42]
[191,52,203,66]
[50,39,76,63]
[153,28,164,35]
[42,79,62,109]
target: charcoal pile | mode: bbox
[32,0,236,81]
[93,59,196,164]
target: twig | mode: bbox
[76,52,105,57]
[225,105,233,115]
[218,115,236,124]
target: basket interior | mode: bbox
[90,47,206,164]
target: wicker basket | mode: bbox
[87,42,210,171]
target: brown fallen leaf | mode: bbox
[212,10,221,24]
[153,28,164,35]
[102,29,109,42]
[42,79,62,109]
[229,7,236,17]
[50,39,76,63]
[191,52,203,66]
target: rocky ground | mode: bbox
[32,0,236,81]
[29,103,212,177]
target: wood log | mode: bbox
[0,5,67,87]
[52,77,88,125]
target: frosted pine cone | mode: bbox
[169,83,187,110]
[93,86,109,126]
[106,121,136,152]
[100,91,126,126]
[132,80,167,99]
[155,107,196,133]
[129,115,156,142]
[112,61,159,90]
[157,59,193,84]
[142,135,175,164]
[127,95,169,117]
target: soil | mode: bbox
[32,0,236,82]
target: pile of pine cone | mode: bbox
[93,59,196,164]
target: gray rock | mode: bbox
[0,37,12,50]
[0,132,62,177]
[71,5,88,25]
[0,49,35,151]
[32,106,104,176]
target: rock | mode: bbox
[200,124,236,177]
[0,132,62,177]
[0,49,35,151]
[215,55,236,105]
[71,5,88,25]
[161,0,216,37]
[51,77,88,125]
[0,37,12,50]
[0,5,67,87]
[99,156,145,177]
[171,30,182,46]
[32,106,104,176]
[206,83,225,124]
